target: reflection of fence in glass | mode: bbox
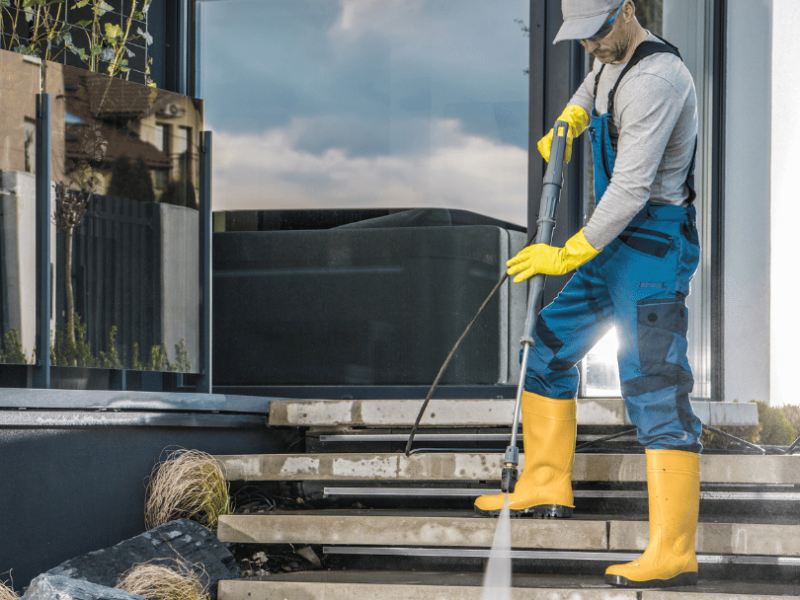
[0,47,203,372]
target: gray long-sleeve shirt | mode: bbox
[569,34,698,250]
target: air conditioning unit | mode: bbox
[158,103,185,118]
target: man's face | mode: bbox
[579,1,631,64]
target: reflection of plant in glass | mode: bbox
[1,328,29,364]
[51,312,95,367]
[133,341,193,373]
[98,325,122,369]
[54,178,93,364]
[0,0,154,85]
[107,155,155,203]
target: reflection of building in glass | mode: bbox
[0,52,55,365]
[1,49,204,372]
[54,65,203,210]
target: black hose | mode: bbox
[404,228,538,456]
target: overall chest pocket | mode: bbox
[618,226,673,259]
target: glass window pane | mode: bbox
[198,0,531,387]
[580,0,713,399]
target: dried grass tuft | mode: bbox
[116,560,209,600]
[0,572,18,600]
[144,448,231,530]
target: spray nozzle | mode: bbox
[501,466,518,494]
[500,445,519,493]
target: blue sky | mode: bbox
[197,0,530,224]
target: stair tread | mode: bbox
[226,508,795,525]
[215,452,800,485]
[217,512,800,556]
[268,398,758,427]
[217,572,800,599]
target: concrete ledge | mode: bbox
[0,389,272,414]
[267,399,758,427]
[215,453,800,485]
[217,513,607,550]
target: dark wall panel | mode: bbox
[0,424,292,590]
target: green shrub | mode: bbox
[758,401,797,446]
[779,405,800,441]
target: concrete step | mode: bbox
[268,398,758,428]
[215,452,800,485]
[218,571,800,600]
[217,511,800,559]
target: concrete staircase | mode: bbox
[213,398,800,599]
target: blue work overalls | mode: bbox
[524,40,703,452]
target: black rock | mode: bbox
[22,574,146,600]
[43,519,240,599]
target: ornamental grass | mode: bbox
[0,573,17,600]
[144,448,230,530]
[116,560,208,600]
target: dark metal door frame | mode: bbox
[527,0,586,308]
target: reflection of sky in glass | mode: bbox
[197,0,530,225]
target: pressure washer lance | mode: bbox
[501,119,570,494]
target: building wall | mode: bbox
[723,0,772,404]
[770,0,800,407]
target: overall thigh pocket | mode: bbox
[636,297,688,375]
[618,226,673,259]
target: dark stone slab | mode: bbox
[22,574,146,600]
[44,519,240,599]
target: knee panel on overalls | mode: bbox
[621,295,701,451]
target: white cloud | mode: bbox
[333,0,426,35]
[211,117,528,226]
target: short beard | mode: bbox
[609,27,642,63]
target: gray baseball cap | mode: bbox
[553,0,624,44]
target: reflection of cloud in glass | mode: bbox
[211,118,527,226]
[198,0,529,223]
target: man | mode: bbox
[474,0,702,589]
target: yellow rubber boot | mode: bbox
[605,449,700,588]
[474,392,576,518]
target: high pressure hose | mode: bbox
[405,121,573,496]
[403,228,537,458]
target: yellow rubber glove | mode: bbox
[537,105,589,163]
[507,229,600,282]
